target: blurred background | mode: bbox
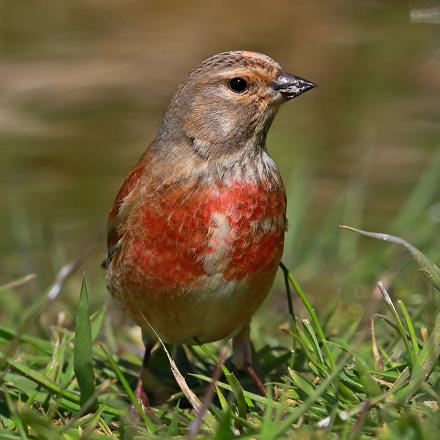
[1,0,439,340]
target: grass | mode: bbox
[1,152,440,439]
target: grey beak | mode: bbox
[272,72,316,99]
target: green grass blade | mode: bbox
[354,356,381,398]
[270,353,350,439]
[302,318,326,368]
[0,327,51,355]
[340,226,440,292]
[100,343,155,432]
[221,366,248,420]
[2,386,29,439]
[280,263,336,370]
[288,368,315,396]
[20,408,61,440]
[191,373,296,412]
[73,277,98,411]
[396,310,440,402]
[167,400,180,436]
[215,385,228,412]
[1,353,80,403]
[377,282,416,369]
[213,405,233,440]
[91,305,107,342]
[398,299,420,356]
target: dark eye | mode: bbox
[228,77,248,93]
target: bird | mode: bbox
[104,50,315,405]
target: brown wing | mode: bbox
[104,150,148,267]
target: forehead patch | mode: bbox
[194,51,281,75]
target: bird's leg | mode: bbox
[133,333,155,411]
[232,325,266,396]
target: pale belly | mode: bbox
[107,179,286,343]
[108,264,279,343]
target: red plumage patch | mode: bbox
[129,180,285,288]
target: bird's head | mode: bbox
[156,50,315,160]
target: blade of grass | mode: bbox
[1,353,79,403]
[396,310,440,402]
[270,353,351,439]
[288,368,315,396]
[377,282,416,369]
[167,401,180,437]
[398,299,420,357]
[75,405,105,438]
[347,400,370,440]
[282,260,298,339]
[213,405,233,440]
[198,342,253,412]
[371,318,383,370]
[302,319,327,369]
[222,366,248,420]
[100,343,155,432]
[340,225,440,292]
[354,356,381,398]
[191,373,296,412]
[188,350,226,440]
[91,305,107,342]
[215,385,228,412]
[140,312,216,431]
[260,393,282,440]
[0,327,52,355]
[2,386,29,439]
[0,274,36,292]
[73,277,98,411]
[342,367,410,419]
[280,262,336,370]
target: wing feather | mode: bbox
[104,151,148,267]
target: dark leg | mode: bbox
[132,333,155,412]
[232,325,266,396]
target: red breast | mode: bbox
[125,179,284,288]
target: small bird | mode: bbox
[105,50,314,403]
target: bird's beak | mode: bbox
[272,72,316,100]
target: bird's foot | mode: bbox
[129,377,150,418]
[245,363,266,397]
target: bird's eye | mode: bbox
[228,77,248,93]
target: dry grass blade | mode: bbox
[188,350,226,440]
[340,225,440,292]
[140,311,216,431]
[47,243,92,300]
[348,400,370,440]
[410,7,440,24]
[371,318,383,370]
[0,274,37,291]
